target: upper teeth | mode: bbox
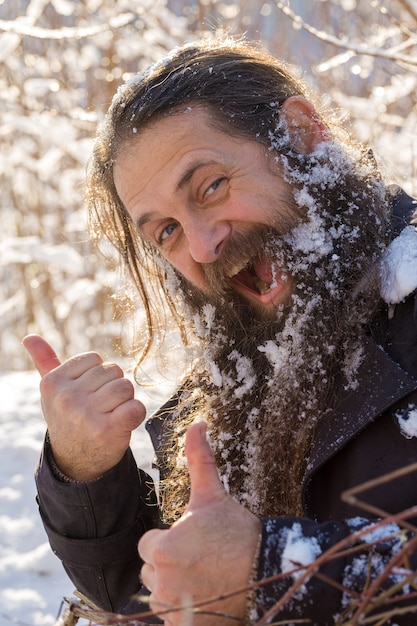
[227,261,249,278]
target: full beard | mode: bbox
[158,141,391,523]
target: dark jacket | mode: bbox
[35,190,417,625]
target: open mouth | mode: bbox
[231,265,271,295]
[229,259,287,302]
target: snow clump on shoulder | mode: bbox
[395,404,417,439]
[380,225,417,304]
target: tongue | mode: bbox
[252,260,274,285]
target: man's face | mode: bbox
[114,107,298,311]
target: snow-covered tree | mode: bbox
[1,0,416,370]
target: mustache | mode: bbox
[203,225,287,295]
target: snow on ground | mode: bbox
[0,370,171,626]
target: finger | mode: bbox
[140,562,155,592]
[185,421,226,509]
[62,351,104,379]
[22,334,61,376]
[111,398,146,431]
[93,375,135,410]
[82,362,125,393]
[138,528,166,564]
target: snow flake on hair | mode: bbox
[284,195,334,262]
[192,304,217,337]
[227,350,256,398]
[380,225,417,304]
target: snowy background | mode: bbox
[0,371,90,626]
[0,369,172,626]
[1,1,417,625]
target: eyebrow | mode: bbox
[136,211,155,231]
[176,160,216,191]
[136,159,218,231]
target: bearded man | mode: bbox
[24,37,417,625]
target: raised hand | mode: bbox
[139,421,261,625]
[23,334,146,481]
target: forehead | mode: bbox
[118,106,241,171]
[113,107,265,208]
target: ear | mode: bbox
[280,96,328,154]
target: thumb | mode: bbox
[22,334,61,377]
[185,421,226,510]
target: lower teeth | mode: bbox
[254,277,271,294]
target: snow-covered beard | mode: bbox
[159,140,391,522]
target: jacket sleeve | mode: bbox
[252,515,416,626]
[34,438,159,613]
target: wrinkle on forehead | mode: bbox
[113,107,271,217]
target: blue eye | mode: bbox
[160,222,178,242]
[205,177,225,198]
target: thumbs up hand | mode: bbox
[138,422,261,626]
[23,334,146,481]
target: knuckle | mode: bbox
[124,402,145,427]
[116,377,135,398]
[39,371,55,396]
[120,375,133,389]
[104,362,124,377]
[84,351,103,365]
[67,351,102,369]
[91,351,104,363]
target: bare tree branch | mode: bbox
[396,0,417,23]
[0,12,138,39]
[276,2,417,68]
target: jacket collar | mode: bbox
[305,337,417,483]
[148,338,417,479]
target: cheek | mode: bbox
[231,190,277,226]
[169,252,209,291]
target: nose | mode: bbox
[185,219,231,264]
